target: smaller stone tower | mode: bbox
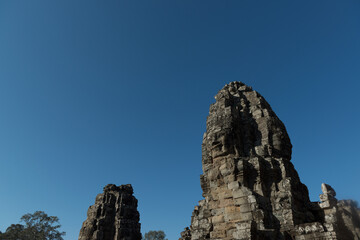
[79,184,141,240]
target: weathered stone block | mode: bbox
[234,197,249,206]
[212,215,225,224]
[219,198,234,208]
[210,229,227,239]
[218,189,233,199]
[228,181,240,190]
[225,206,241,214]
[240,204,252,213]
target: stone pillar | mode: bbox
[319,183,338,237]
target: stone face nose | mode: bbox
[78,184,141,240]
[180,82,360,240]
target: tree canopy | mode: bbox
[143,230,168,240]
[0,211,65,240]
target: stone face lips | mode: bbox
[180,82,360,239]
[79,184,141,240]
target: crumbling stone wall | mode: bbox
[180,82,360,240]
[79,184,141,240]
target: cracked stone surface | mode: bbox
[179,82,360,240]
[79,184,141,240]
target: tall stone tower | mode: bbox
[180,82,360,240]
[79,184,141,240]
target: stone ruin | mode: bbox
[77,82,359,240]
[79,184,141,240]
[179,82,360,240]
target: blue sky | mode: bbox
[0,1,359,239]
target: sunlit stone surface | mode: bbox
[180,82,360,240]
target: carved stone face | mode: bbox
[208,132,233,159]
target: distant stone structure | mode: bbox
[79,184,141,240]
[179,82,360,240]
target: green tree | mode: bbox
[1,224,25,240]
[0,211,65,240]
[143,230,168,240]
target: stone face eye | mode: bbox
[211,140,221,147]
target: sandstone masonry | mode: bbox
[79,184,141,240]
[180,82,360,240]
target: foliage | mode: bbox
[0,224,25,240]
[143,230,168,240]
[0,211,65,240]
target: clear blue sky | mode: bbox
[0,1,359,239]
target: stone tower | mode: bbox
[79,184,141,240]
[180,82,360,240]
